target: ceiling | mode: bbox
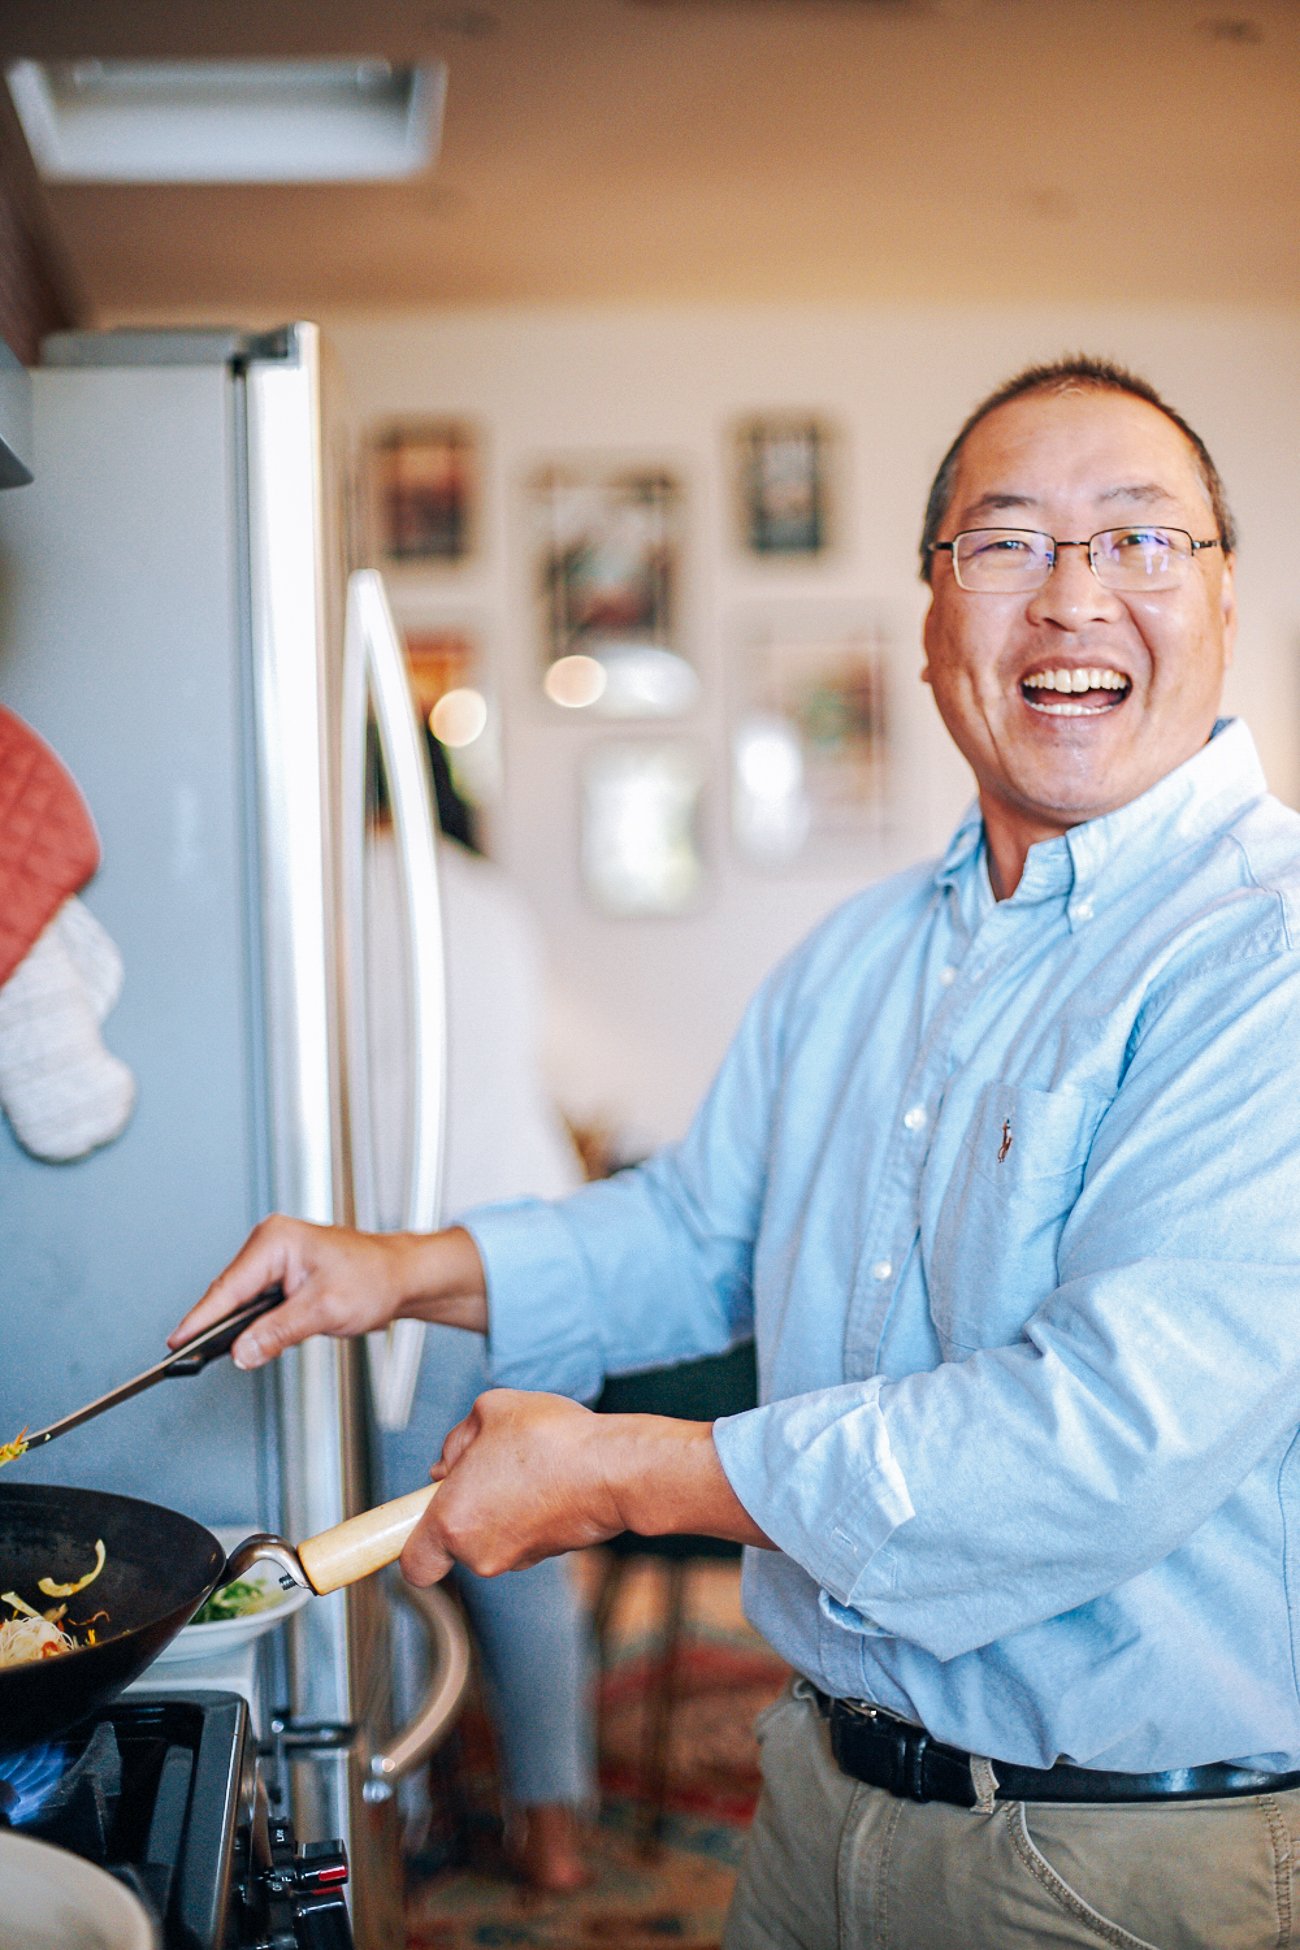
[2,0,1298,319]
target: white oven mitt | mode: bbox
[0,895,136,1162]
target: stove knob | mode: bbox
[295,1839,349,1894]
[292,1889,353,1949]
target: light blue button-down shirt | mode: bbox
[468,719,1300,1774]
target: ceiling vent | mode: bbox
[5,58,445,183]
[627,1,924,10]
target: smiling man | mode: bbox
[178,359,1300,1949]
[919,373,1237,898]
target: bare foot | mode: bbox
[505,1802,592,1893]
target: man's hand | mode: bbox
[168,1215,488,1369]
[400,1388,774,1585]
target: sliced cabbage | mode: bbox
[0,1612,74,1667]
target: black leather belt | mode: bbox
[814,1692,1300,1807]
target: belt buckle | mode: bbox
[837,1700,930,1801]
[837,1697,884,1728]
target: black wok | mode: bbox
[0,1475,439,1753]
[0,1483,224,1752]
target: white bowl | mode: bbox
[0,1832,156,1949]
[154,1526,310,1666]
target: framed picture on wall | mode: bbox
[729,611,888,864]
[733,415,834,557]
[580,739,707,916]
[403,621,479,722]
[530,464,696,717]
[370,419,478,564]
[396,616,500,807]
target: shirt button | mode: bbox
[871,1259,893,1282]
[1072,898,1094,923]
[903,1104,927,1132]
[939,965,957,987]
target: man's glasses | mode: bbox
[928,526,1223,594]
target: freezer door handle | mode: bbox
[364,1579,471,1795]
[341,567,447,1430]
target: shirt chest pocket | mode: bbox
[923,1082,1112,1354]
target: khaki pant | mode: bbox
[723,1681,1299,1950]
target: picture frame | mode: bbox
[580,739,707,916]
[396,615,500,809]
[402,623,480,725]
[729,612,888,864]
[734,415,833,557]
[369,419,477,564]
[530,464,695,717]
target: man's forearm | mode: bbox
[402,1390,774,1585]
[394,1224,490,1334]
[599,1412,774,1549]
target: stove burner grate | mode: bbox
[0,1695,351,1947]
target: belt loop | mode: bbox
[970,1755,1000,1815]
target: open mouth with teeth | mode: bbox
[1020,666,1131,717]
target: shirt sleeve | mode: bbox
[712,943,1300,1662]
[465,947,791,1401]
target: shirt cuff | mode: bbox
[712,1382,915,1607]
[463,1198,607,1401]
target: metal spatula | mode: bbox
[10,1285,286,1457]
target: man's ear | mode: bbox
[920,601,936,688]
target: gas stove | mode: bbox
[0,1691,352,1949]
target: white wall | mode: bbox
[324,305,1300,1145]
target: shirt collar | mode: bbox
[936,803,984,888]
[933,719,1268,924]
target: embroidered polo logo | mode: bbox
[997,1119,1013,1164]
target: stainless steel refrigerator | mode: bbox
[0,323,461,1944]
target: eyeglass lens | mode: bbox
[951,527,1196,593]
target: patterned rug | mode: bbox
[404,1564,789,1950]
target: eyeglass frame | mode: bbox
[927,526,1224,594]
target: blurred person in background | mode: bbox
[369,733,593,1892]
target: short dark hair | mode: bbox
[918,355,1237,580]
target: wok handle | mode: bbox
[297,1482,439,1595]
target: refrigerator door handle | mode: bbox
[342,567,447,1431]
[366,1578,471,1794]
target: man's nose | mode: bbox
[1027,542,1124,627]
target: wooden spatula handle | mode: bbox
[297,1482,439,1595]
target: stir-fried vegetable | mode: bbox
[38,1537,106,1598]
[0,1428,28,1468]
[3,1591,49,1621]
[0,1611,75,1666]
[0,1542,112,1666]
[192,1576,274,1625]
